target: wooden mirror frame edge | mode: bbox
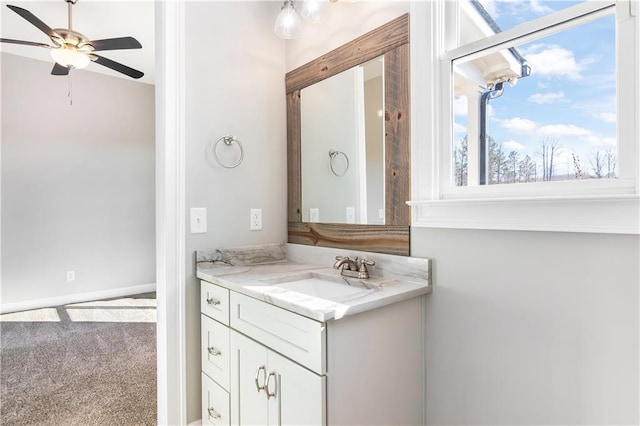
[286,13,410,257]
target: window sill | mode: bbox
[407,195,640,234]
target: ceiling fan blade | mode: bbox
[91,54,144,79]
[0,38,52,48]
[6,5,57,39]
[51,62,69,76]
[86,36,142,52]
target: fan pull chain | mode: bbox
[67,73,73,106]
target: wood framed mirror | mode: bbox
[286,14,410,256]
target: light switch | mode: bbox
[346,207,355,224]
[190,208,207,234]
[310,208,320,223]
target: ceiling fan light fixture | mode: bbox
[274,0,302,39]
[50,45,90,69]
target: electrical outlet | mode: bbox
[310,208,320,223]
[250,208,262,230]
[66,271,75,282]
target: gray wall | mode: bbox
[283,1,639,424]
[413,228,639,424]
[184,2,287,421]
[1,53,155,306]
[179,1,639,423]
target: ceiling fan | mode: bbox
[0,0,144,79]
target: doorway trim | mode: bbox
[155,1,187,424]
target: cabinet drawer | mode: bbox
[201,314,230,391]
[230,292,326,374]
[202,372,230,426]
[201,281,229,325]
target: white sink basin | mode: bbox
[260,271,374,303]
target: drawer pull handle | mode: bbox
[254,365,266,392]
[207,346,222,357]
[208,407,221,420]
[206,297,221,307]
[265,371,277,399]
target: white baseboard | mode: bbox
[0,283,157,314]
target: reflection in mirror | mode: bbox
[286,13,410,256]
[301,56,385,225]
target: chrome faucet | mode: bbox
[333,256,375,279]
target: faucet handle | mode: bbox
[358,259,375,279]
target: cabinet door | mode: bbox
[267,350,326,426]
[202,373,230,426]
[202,314,230,390]
[230,331,268,426]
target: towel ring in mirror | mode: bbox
[209,135,244,169]
[329,150,349,177]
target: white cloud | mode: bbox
[596,112,616,123]
[454,122,467,134]
[454,96,468,116]
[523,44,582,80]
[500,117,537,133]
[528,91,565,104]
[529,0,553,14]
[585,135,616,148]
[481,0,499,18]
[539,124,592,137]
[503,140,526,152]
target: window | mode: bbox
[409,0,639,233]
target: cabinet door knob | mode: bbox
[207,346,222,357]
[265,371,277,399]
[206,297,221,306]
[208,407,221,420]
[254,365,266,392]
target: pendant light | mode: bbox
[274,0,302,39]
[300,0,328,23]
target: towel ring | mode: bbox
[210,135,244,169]
[329,150,349,177]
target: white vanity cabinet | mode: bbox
[231,330,326,426]
[200,278,424,426]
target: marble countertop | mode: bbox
[196,244,432,322]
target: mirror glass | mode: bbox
[300,56,385,225]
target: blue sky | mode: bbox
[455,0,616,177]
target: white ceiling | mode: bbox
[1,0,155,84]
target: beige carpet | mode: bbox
[0,293,157,426]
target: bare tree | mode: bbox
[590,148,618,179]
[518,155,536,182]
[488,138,506,184]
[572,152,583,179]
[507,151,519,183]
[589,150,604,178]
[605,147,617,178]
[538,137,562,181]
[453,136,468,186]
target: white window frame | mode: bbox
[409,0,640,234]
